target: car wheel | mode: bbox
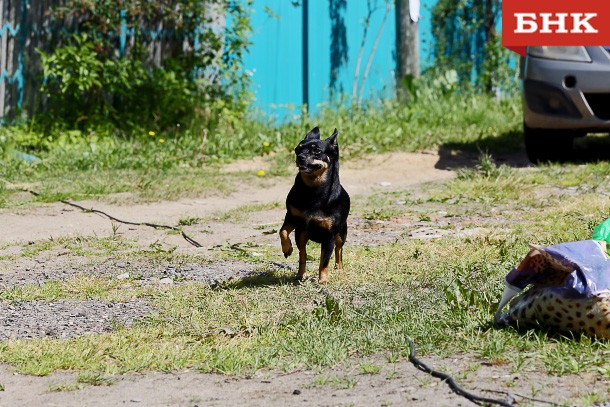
[523,124,575,164]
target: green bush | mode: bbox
[34,0,252,135]
[431,0,514,93]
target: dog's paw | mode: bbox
[280,234,293,258]
[318,267,329,284]
[283,245,293,258]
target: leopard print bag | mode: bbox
[495,240,610,338]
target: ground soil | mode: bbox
[0,150,607,406]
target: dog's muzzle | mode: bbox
[297,158,325,173]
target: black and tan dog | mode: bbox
[279,126,350,284]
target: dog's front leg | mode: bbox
[295,230,309,281]
[318,237,336,284]
[279,216,294,258]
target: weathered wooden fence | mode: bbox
[0,0,225,122]
[0,0,23,121]
[0,0,80,120]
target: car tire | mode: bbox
[523,124,575,164]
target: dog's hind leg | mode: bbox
[295,229,309,281]
[279,218,294,258]
[319,237,336,284]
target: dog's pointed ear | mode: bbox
[326,128,339,146]
[305,126,321,140]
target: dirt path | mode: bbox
[4,150,604,406]
[1,353,602,406]
[0,151,455,249]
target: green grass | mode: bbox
[0,165,250,208]
[178,216,203,226]
[358,361,382,375]
[48,381,82,392]
[0,161,608,382]
[211,201,282,223]
[0,276,135,302]
[0,91,522,207]
[2,86,610,406]
[20,235,136,258]
[427,156,610,207]
[77,371,114,386]
[312,374,358,389]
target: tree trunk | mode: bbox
[395,0,419,99]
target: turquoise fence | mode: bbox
[0,0,439,122]
[244,0,437,120]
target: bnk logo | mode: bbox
[502,0,610,55]
[515,13,598,34]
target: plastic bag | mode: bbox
[495,240,610,338]
[593,218,610,243]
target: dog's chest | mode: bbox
[288,205,334,230]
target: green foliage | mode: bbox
[0,132,12,159]
[39,34,105,94]
[0,86,522,207]
[456,151,506,180]
[38,34,147,131]
[480,36,517,94]
[34,0,252,134]
[431,0,514,92]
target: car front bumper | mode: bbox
[523,46,610,131]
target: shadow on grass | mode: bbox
[490,320,601,343]
[435,129,610,171]
[435,129,530,171]
[216,263,298,290]
[572,134,610,162]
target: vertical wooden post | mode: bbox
[0,0,8,120]
[302,0,309,111]
[395,0,419,99]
